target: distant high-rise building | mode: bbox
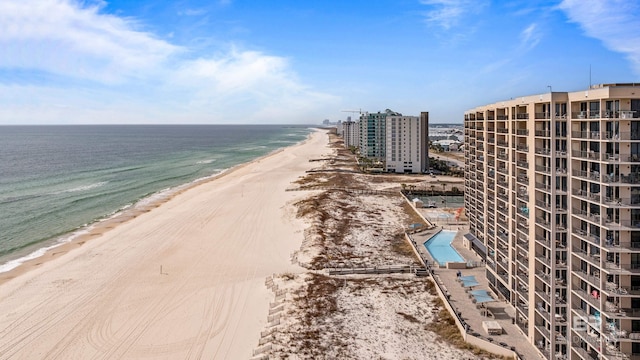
[359,110,397,160]
[384,112,429,173]
[464,83,640,360]
[342,120,359,148]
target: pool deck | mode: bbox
[409,225,543,360]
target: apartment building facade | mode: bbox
[358,109,400,160]
[342,120,360,148]
[464,83,640,360]
[385,112,429,173]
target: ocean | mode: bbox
[0,125,312,272]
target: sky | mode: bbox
[0,0,639,125]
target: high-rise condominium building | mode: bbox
[464,83,640,360]
[385,112,430,173]
[342,120,360,149]
[359,109,399,160]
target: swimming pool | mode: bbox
[423,230,465,266]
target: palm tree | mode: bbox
[441,182,447,208]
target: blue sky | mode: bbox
[0,0,639,124]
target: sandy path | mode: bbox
[0,130,328,360]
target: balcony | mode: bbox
[535,182,551,192]
[620,174,640,184]
[516,144,529,152]
[517,191,529,201]
[603,240,640,252]
[603,261,640,275]
[535,165,551,174]
[573,268,602,288]
[535,130,550,137]
[496,128,508,134]
[604,131,640,140]
[517,175,528,185]
[572,189,601,203]
[572,150,600,161]
[535,200,551,211]
[572,228,601,246]
[517,221,529,234]
[535,147,551,156]
[602,153,620,162]
[571,111,601,119]
[572,169,590,181]
[573,247,601,267]
[573,287,601,309]
[536,216,552,230]
[535,325,551,341]
[572,208,602,225]
[516,129,529,136]
[571,130,601,140]
[497,152,508,160]
[516,113,529,119]
[516,160,529,168]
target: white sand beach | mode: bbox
[0,130,329,359]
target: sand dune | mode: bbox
[0,130,329,360]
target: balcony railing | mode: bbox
[571,110,601,119]
[603,240,640,252]
[516,113,529,119]
[535,165,551,174]
[535,147,551,156]
[516,144,529,152]
[572,248,601,267]
[534,130,550,137]
[603,131,640,140]
[604,261,640,274]
[572,150,600,160]
[535,112,550,119]
[573,228,601,246]
[571,130,601,140]
[535,200,551,210]
[574,269,601,287]
[535,182,551,192]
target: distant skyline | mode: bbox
[1,0,639,125]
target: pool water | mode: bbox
[424,230,465,266]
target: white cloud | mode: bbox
[559,0,640,74]
[0,0,179,83]
[178,8,207,16]
[519,23,541,51]
[419,0,487,29]
[0,0,337,123]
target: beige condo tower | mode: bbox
[464,83,640,359]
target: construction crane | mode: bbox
[341,109,364,120]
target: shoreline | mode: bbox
[0,129,315,284]
[0,127,328,359]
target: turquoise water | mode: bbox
[0,125,311,271]
[423,230,464,266]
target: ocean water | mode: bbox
[0,125,311,271]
